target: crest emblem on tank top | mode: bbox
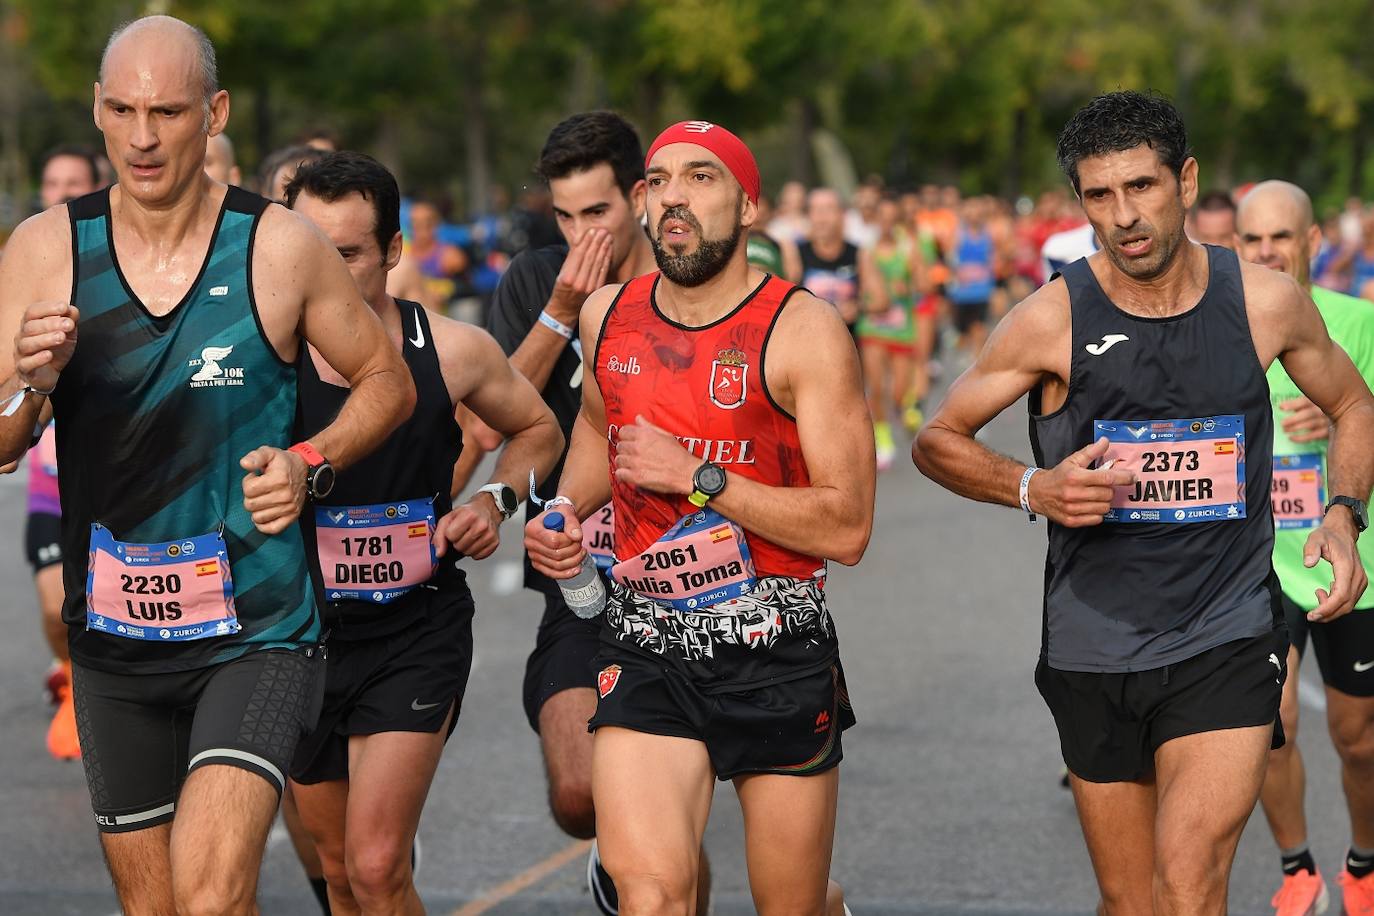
[709,348,748,409]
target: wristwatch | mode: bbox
[478,483,520,521]
[688,462,728,508]
[288,442,336,500]
[1325,496,1369,533]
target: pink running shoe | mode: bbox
[1271,869,1328,916]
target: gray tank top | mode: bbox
[1029,246,1281,672]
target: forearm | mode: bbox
[481,415,565,497]
[307,366,416,472]
[912,423,1028,509]
[1326,401,1374,502]
[508,320,575,393]
[554,412,612,519]
[709,475,870,565]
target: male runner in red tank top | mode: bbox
[526,121,874,916]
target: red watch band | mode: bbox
[288,442,327,468]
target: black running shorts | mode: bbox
[1284,597,1374,697]
[24,511,62,571]
[1036,629,1288,783]
[291,589,474,784]
[522,589,603,732]
[74,647,324,833]
[588,648,855,780]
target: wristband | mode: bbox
[544,495,575,513]
[2,383,54,418]
[1019,466,1040,522]
[538,310,575,341]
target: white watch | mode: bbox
[476,483,520,521]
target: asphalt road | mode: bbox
[0,400,1355,914]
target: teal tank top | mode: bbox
[54,186,318,674]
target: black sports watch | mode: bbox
[289,442,336,500]
[1325,496,1369,533]
[477,483,520,521]
[689,462,728,508]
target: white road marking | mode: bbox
[489,561,523,596]
[1298,677,1327,712]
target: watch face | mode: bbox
[697,464,727,495]
[498,486,519,514]
[312,464,336,499]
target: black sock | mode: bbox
[1348,846,1374,879]
[1281,847,1317,876]
[309,876,332,915]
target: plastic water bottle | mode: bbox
[543,511,605,619]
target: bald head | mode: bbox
[1236,180,1321,287]
[1237,180,1314,233]
[100,16,218,111]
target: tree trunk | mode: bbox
[793,98,818,187]
[254,80,272,179]
[462,34,491,219]
[1352,121,1368,200]
[1003,106,1027,199]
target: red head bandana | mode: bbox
[645,120,760,205]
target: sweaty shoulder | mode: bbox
[1237,258,1309,366]
[0,207,73,300]
[770,288,851,344]
[426,306,503,397]
[993,275,1069,355]
[580,281,624,339]
[254,202,332,264]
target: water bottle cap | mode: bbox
[542,511,566,532]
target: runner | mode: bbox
[1235,180,1374,916]
[525,119,873,916]
[486,110,712,914]
[204,131,241,186]
[284,151,563,914]
[0,16,414,912]
[947,198,999,357]
[795,188,862,337]
[913,91,1374,912]
[1192,189,1237,250]
[259,144,327,203]
[857,194,926,469]
[26,144,100,760]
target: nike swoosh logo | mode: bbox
[1085,334,1129,356]
[408,310,426,349]
[1355,660,1374,673]
[411,699,442,711]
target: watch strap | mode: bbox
[687,490,710,508]
[478,483,518,520]
[289,442,327,468]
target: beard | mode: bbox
[650,206,743,287]
[1102,212,1186,282]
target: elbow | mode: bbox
[832,517,873,567]
[911,425,938,478]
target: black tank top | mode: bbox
[1029,245,1280,673]
[295,300,466,639]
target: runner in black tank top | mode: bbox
[282,153,563,912]
[915,93,1374,911]
[0,19,417,912]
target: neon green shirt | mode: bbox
[1269,285,1374,610]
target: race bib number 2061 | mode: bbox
[1094,415,1246,524]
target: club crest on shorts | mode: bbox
[710,348,748,410]
[597,664,623,698]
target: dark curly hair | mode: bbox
[285,151,400,257]
[1056,91,1190,194]
[535,111,644,196]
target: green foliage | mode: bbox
[6,0,1374,217]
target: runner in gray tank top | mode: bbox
[914,91,1374,914]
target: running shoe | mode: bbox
[587,840,619,915]
[874,422,896,472]
[43,659,67,706]
[46,662,79,761]
[901,401,924,435]
[1270,868,1327,916]
[1340,867,1374,916]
